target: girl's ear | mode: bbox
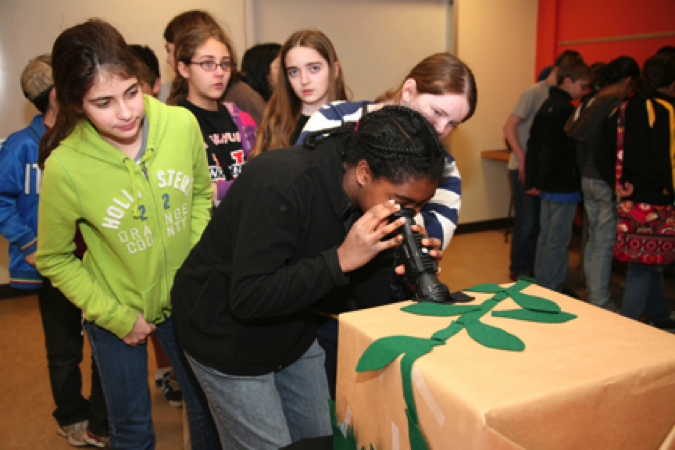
[177,61,190,79]
[355,159,372,187]
[400,78,418,104]
[333,60,341,81]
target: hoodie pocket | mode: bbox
[140,275,168,323]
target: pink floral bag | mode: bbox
[613,100,675,264]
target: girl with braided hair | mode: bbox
[172,105,447,449]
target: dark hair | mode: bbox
[241,43,281,101]
[167,24,235,106]
[556,58,590,85]
[656,46,675,57]
[306,106,446,185]
[633,53,675,98]
[554,50,583,67]
[130,45,160,94]
[38,19,140,168]
[130,45,160,80]
[598,56,640,88]
[376,53,477,123]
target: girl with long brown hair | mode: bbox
[251,29,349,157]
[35,19,219,449]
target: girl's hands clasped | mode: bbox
[337,201,405,273]
[123,313,156,347]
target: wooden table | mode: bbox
[481,149,511,162]
[335,284,675,450]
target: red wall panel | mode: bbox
[536,0,675,79]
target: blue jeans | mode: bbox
[621,263,671,323]
[535,199,577,291]
[38,277,108,435]
[187,340,332,450]
[84,318,220,450]
[582,178,617,308]
[509,169,540,275]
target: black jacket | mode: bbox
[172,139,353,376]
[525,87,580,193]
[620,92,675,205]
[565,93,622,187]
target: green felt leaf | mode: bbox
[400,347,434,424]
[431,321,464,341]
[463,282,504,293]
[492,309,577,323]
[405,408,430,450]
[508,278,533,293]
[464,320,525,351]
[401,302,481,317]
[356,336,441,373]
[510,291,561,313]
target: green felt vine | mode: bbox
[339,279,577,450]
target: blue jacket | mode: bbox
[0,115,44,288]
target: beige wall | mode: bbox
[447,0,539,224]
[0,0,538,284]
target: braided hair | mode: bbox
[305,105,447,185]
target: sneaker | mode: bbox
[57,420,89,447]
[650,318,675,332]
[155,368,183,408]
[83,430,109,448]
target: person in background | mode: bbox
[241,42,282,102]
[524,57,591,294]
[565,56,640,310]
[0,54,110,448]
[35,19,219,449]
[503,50,583,281]
[614,53,675,330]
[130,45,162,97]
[162,10,266,125]
[251,29,349,156]
[167,23,257,206]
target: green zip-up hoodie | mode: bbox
[36,95,212,338]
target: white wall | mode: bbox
[0,0,538,284]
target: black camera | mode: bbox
[389,208,472,303]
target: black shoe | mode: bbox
[155,369,183,407]
[650,318,675,332]
[560,287,579,299]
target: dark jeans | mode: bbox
[37,277,108,436]
[315,315,338,400]
[509,169,540,275]
[85,317,220,450]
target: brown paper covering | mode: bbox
[336,284,675,450]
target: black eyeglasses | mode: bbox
[189,61,234,72]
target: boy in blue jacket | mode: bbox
[525,57,590,294]
[0,55,108,447]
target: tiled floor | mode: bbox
[0,230,672,449]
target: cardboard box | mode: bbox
[336,284,675,450]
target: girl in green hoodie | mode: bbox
[35,19,219,450]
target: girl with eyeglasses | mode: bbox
[168,24,257,206]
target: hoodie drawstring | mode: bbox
[123,158,142,218]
